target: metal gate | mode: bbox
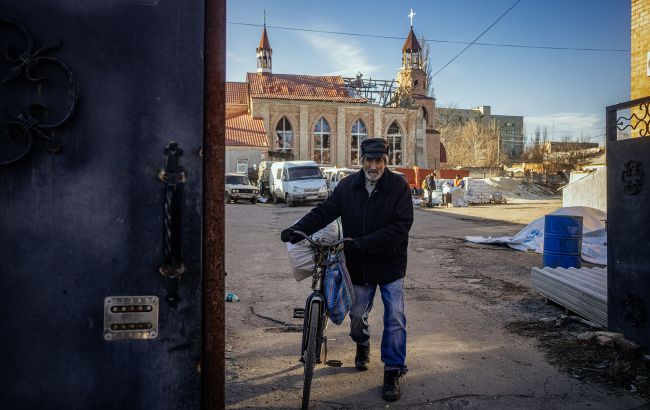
[606,96,650,347]
[0,1,224,408]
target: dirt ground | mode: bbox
[224,198,648,409]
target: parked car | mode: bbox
[323,167,357,195]
[225,173,259,204]
[269,160,328,206]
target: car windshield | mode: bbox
[225,175,250,185]
[288,166,322,181]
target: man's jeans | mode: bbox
[349,278,406,370]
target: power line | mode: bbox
[432,0,522,77]
[227,21,629,53]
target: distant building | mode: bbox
[436,105,524,160]
[225,21,443,173]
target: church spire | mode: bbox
[397,9,427,97]
[256,10,272,74]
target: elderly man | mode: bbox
[281,138,414,401]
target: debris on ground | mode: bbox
[507,309,650,399]
[225,291,240,302]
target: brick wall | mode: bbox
[631,0,650,99]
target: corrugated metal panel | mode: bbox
[531,266,607,327]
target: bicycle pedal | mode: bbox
[325,360,342,367]
[293,308,305,319]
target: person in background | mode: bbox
[422,171,436,208]
[453,174,465,189]
[280,138,413,402]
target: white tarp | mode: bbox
[287,219,342,282]
[465,206,607,265]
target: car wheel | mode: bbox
[225,192,231,203]
[285,194,293,207]
[250,197,257,204]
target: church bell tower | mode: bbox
[256,15,272,74]
[397,10,427,97]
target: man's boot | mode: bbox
[354,344,370,371]
[382,369,401,401]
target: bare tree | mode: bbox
[546,134,597,172]
[420,36,434,97]
[442,120,500,167]
[523,126,549,170]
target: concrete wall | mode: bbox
[562,168,607,213]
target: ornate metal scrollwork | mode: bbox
[622,293,646,327]
[0,18,78,167]
[615,101,650,137]
[621,160,644,195]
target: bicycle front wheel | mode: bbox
[301,303,320,409]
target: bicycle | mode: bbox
[290,230,353,410]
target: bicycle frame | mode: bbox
[292,230,351,409]
[295,232,350,360]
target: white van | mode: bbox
[270,160,328,206]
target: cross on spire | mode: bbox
[408,9,416,27]
[263,9,266,27]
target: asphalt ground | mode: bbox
[224,199,646,409]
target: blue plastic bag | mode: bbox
[323,251,354,325]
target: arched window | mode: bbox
[313,117,331,164]
[386,121,403,165]
[350,119,367,165]
[275,116,293,151]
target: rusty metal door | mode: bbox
[0,1,223,408]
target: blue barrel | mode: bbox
[543,215,583,268]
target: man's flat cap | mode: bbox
[361,138,389,158]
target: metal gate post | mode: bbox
[203,0,226,407]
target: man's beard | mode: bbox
[364,168,383,182]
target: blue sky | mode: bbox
[227,0,631,144]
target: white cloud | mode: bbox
[300,32,381,77]
[227,51,245,64]
[524,112,603,138]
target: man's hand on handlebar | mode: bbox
[281,227,303,244]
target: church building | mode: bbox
[225,18,442,174]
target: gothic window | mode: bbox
[350,119,367,165]
[275,116,293,151]
[313,117,331,164]
[387,121,403,165]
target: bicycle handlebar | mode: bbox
[292,230,353,248]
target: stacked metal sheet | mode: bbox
[531,266,607,327]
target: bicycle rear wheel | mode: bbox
[301,304,320,409]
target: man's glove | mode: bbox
[280,227,303,244]
[344,238,360,253]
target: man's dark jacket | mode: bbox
[291,168,413,286]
